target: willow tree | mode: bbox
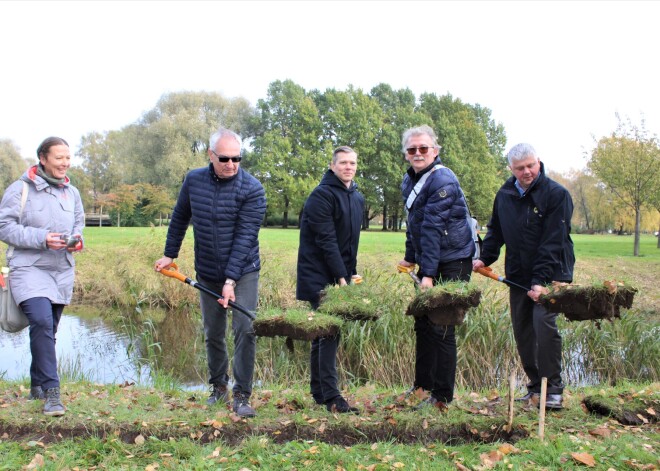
[589,116,660,255]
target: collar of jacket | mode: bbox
[407,156,443,183]
[322,168,357,192]
[25,165,69,191]
[208,163,240,184]
[511,161,546,197]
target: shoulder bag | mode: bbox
[1,181,30,333]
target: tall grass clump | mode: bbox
[63,228,659,390]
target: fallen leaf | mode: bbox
[589,427,611,438]
[25,453,45,470]
[571,452,596,467]
[134,434,145,445]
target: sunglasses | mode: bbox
[211,150,242,163]
[405,146,435,156]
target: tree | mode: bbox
[589,116,660,255]
[138,184,175,226]
[77,131,121,211]
[251,80,327,227]
[112,91,255,194]
[0,139,29,192]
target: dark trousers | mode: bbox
[199,272,259,397]
[20,297,64,390]
[510,287,564,395]
[414,257,472,403]
[308,300,341,403]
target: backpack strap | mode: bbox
[6,181,29,260]
[405,164,444,211]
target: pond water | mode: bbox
[1,313,153,385]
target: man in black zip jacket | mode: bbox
[297,146,364,414]
[473,143,575,410]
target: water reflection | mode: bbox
[0,313,150,385]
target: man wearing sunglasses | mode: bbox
[297,146,364,414]
[155,127,266,418]
[397,125,475,411]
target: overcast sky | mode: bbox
[1,1,658,173]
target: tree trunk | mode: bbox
[634,206,640,256]
[381,204,388,231]
[283,197,289,229]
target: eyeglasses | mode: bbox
[211,150,242,163]
[405,146,436,156]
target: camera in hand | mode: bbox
[60,234,81,248]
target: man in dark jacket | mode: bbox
[473,143,575,410]
[398,125,475,410]
[297,146,364,414]
[155,128,266,418]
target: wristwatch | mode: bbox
[224,279,236,288]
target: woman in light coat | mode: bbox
[0,137,84,416]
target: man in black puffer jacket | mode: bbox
[155,128,266,418]
[473,143,575,410]
[398,125,475,410]
[297,146,364,414]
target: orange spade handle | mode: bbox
[159,262,188,283]
[396,263,416,274]
[476,266,501,282]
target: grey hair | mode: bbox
[332,145,357,164]
[209,128,242,151]
[506,143,538,166]
[401,125,440,152]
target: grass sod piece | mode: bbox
[539,280,638,322]
[405,281,481,325]
[317,282,384,321]
[253,308,343,341]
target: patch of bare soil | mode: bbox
[406,291,481,325]
[253,317,339,341]
[582,395,659,425]
[0,421,527,447]
[541,282,638,321]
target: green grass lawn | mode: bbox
[54,226,660,259]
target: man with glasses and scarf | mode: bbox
[155,127,266,418]
[397,125,475,411]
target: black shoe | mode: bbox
[206,384,229,406]
[232,392,256,418]
[312,395,324,405]
[28,386,45,400]
[515,391,539,402]
[43,387,65,416]
[325,396,359,414]
[413,396,448,411]
[543,394,563,410]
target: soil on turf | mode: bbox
[406,289,481,325]
[253,315,340,341]
[540,281,637,321]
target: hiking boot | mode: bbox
[543,394,564,410]
[233,393,256,418]
[28,386,45,400]
[414,396,448,411]
[325,396,359,414]
[206,384,229,406]
[43,388,65,416]
[515,391,539,402]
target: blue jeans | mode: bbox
[20,297,64,390]
[198,271,259,397]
